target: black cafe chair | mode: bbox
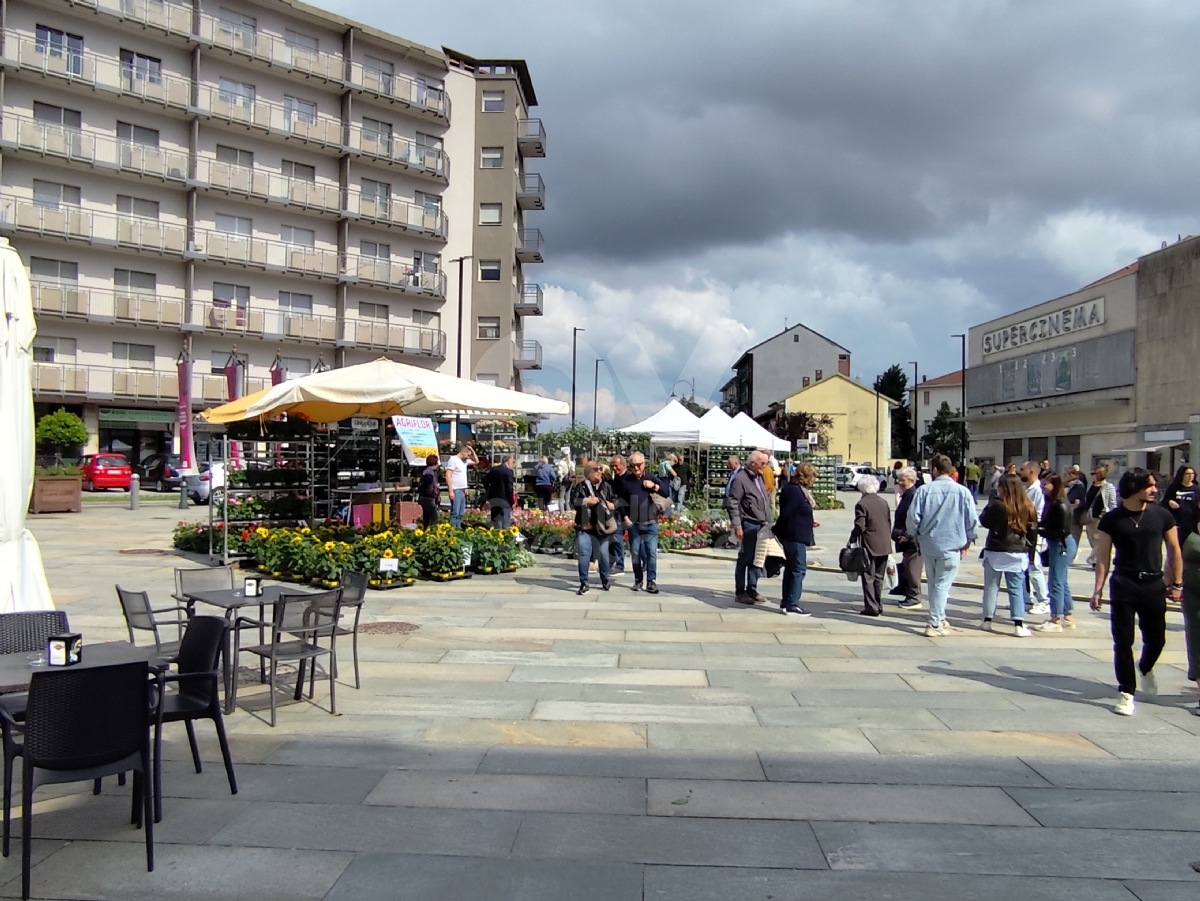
[153,616,237,823]
[2,662,154,899]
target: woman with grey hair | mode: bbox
[891,467,923,609]
[849,474,892,616]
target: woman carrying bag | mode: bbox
[774,463,819,616]
[571,463,617,595]
[979,473,1038,636]
[1038,473,1076,631]
[848,475,892,617]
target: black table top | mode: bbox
[0,641,167,695]
[184,584,318,612]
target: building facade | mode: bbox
[3,0,543,458]
[722,324,850,420]
[782,372,893,467]
[908,370,962,455]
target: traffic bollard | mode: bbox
[178,480,189,510]
[129,473,140,510]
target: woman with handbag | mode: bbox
[775,463,818,616]
[571,463,617,595]
[1037,474,1076,631]
[979,473,1038,636]
[848,475,892,616]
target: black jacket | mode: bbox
[614,470,669,525]
[774,482,815,545]
[1040,497,1072,541]
[571,478,615,531]
[980,501,1037,554]
[893,486,917,549]
[484,464,514,505]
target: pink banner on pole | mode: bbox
[176,358,195,470]
[271,365,286,386]
[224,362,242,464]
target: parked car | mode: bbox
[136,453,185,492]
[79,454,132,491]
[835,464,875,491]
[184,461,226,505]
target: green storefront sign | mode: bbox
[98,408,177,426]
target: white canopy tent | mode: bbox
[730,412,792,453]
[616,399,703,445]
[0,237,54,612]
[697,406,747,447]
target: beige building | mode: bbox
[3,0,544,458]
[908,370,962,455]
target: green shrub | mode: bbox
[36,408,88,452]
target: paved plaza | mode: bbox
[6,501,1199,899]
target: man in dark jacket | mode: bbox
[613,451,669,593]
[417,453,441,528]
[891,466,923,609]
[483,455,516,529]
[729,450,771,604]
[849,475,892,616]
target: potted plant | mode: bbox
[31,408,87,513]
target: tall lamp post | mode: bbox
[593,358,605,430]
[450,255,471,378]
[951,334,967,469]
[908,360,919,460]
[571,327,585,427]
[669,378,695,402]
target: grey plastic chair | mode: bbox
[329,571,368,689]
[115,586,187,659]
[173,565,235,610]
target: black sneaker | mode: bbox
[631,580,643,592]
[785,606,812,617]
[601,580,611,591]
[898,599,923,610]
[577,583,589,595]
[646,581,659,594]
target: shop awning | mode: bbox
[1109,443,1188,454]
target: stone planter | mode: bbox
[30,475,82,514]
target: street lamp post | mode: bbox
[593,358,604,430]
[571,327,585,428]
[951,334,967,469]
[908,360,919,460]
[669,378,695,402]
[450,255,471,378]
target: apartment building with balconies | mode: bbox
[0,0,515,459]
[444,49,544,391]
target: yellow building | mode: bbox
[782,373,896,466]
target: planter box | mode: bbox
[30,475,82,514]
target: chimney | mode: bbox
[838,355,850,376]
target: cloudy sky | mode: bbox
[342,0,1200,426]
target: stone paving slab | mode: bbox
[363,771,648,814]
[533,700,758,726]
[1021,758,1200,791]
[759,754,1050,787]
[1006,787,1200,831]
[477,746,765,780]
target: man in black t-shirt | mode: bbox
[1091,468,1183,716]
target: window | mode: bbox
[30,257,78,283]
[362,117,392,156]
[923,390,930,405]
[417,76,444,108]
[33,102,81,130]
[480,147,503,169]
[415,132,442,152]
[360,240,390,260]
[476,374,499,387]
[32,180,80,210]
[414,191,441,214]
[481,90,505,112]
[280,356,311,379]
[413,251,438,273]
[478,203,502,226]
[359,301,387,321]
[793,334,799,343]
[478,260,501,282]
[278,291,312,315]
[217,78,255,110]
[364,55,393,94]
[210,351,248,374]
[116,195,159,219]
[215,214,252,235]
[35,26,83,75]
[218,9,256,51]
[113,341,155,370]
[212,283,250,327]
[281,160,315,182]
[120,49,162,85]
[33,337,76,363]
[114,268,156,293]
[283,96,317,126]
[412,309,440,330]
[280,225,314,246]
[284,30,318,52]
[116,121,159,146]
[215,144,253,168]
[361,178,390,211]
[477,316,500,340]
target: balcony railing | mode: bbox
[1,115,189,183]
[195,12,342,83]
[64,0,195,42]
[5,33,191,111]
[514,339,543,370]
[193,158,342,214]
[345,125,448,180]
[344,192,448,239]
[193,82,344,151]
[32,361,267,404]
[343,255,446,296]
[517,119,547,157]
[0,198,188,254]
[517,228,544,263]
[514,284,543,316]
[189,227,341,278]
[516,173,546,211]
[31,282,184,327]
[346,62,450,121]
[337,320,446,357]
[184,298,339,344]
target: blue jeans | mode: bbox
[628,521,658,583]
[736,521,764,594]
[982,558,1027,621]
[576,530,611,585]
[1047,536,1076,618]
[780,540,807,609]
[924,551,961,628]
[611,527,626,571]
[450,488,466,528]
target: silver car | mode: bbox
[184,462,225,505]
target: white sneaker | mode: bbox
[1014,625,1032,638]
[1035,621,1063,632]
[980,620,994,632]
[1028,602,1051,616]
[1190,702,1200,717]
[924,625,941,638]
[1141,670,1158,696]
[1114,692,1136,716]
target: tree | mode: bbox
[677,397,709,418]
[766,410,835,453]
[35,408,88,454]
[922,401,968,462]
[874,364,914,459]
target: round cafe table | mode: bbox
[0,641,167,695]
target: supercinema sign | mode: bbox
[983,298,1105,356]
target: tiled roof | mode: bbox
[1081,261,1138,290]
[911,370,962,389]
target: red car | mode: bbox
[80,454,132,491]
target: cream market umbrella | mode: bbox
[0,238,54,612]
[200,357,568,424]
